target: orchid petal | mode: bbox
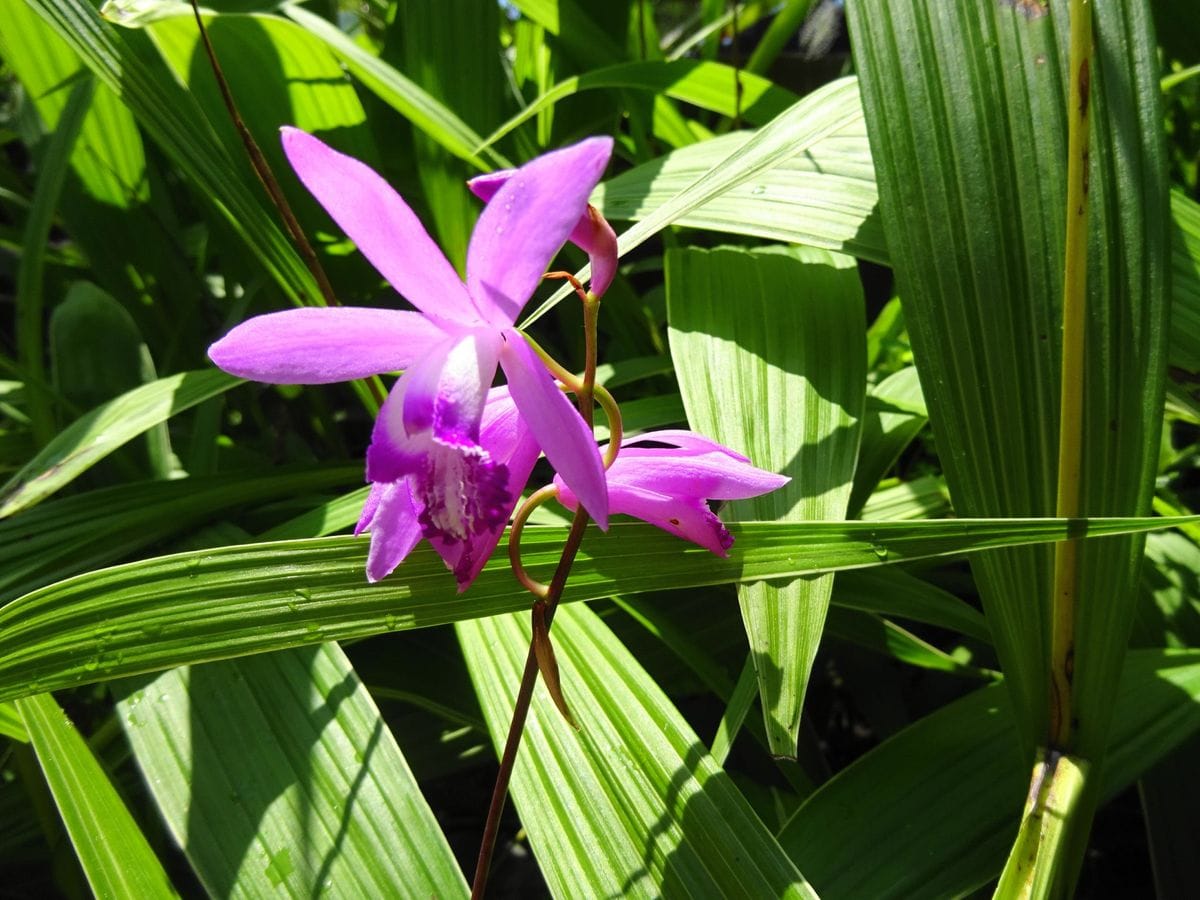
[366,378,430,483]
[435,387,541,590]
[556,480,733,556]
[280,128,477,326]
[621,429,752,462]
[467,137,614,326]
[401,330,502,442]
[609,448,790,500]
[208,307,445,384]
[355,482,385,535]
[469,171,618,298]
[363,481,424,582]
[500,330,608,528]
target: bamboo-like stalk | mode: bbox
[1048,0,1093,753]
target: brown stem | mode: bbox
[189,0,385,409]
[469,506,591,898]
[471,290,604,898]
[188,1,336,307]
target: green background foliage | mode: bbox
[2,0,1199,896]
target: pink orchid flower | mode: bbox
[355,389,788,589]
[555,430,790,555]
[209,130,617,584]
[467,171,618,297]
[357,386,540,586]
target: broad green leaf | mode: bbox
[283,4,508,171]
[0,465,359,601]
[23,0,320,304]
[589,91,885,266]
[823,607,994,679]
[143,9,379,178]
[0,515,1192,704]
[668,245,865,756]
[523,76,866,326]
[1137,732,1200,899]
[846,0,1170,763]
[775,649,1200,898]
[859,475,950,522]
[458,602,817,898]
[18,692,176,898]
[115,643,467,898]
[0,0,172,308]
[478,60,799,151]
[0,701,29,742]
[0,369,241,518]
[0,0,144,207]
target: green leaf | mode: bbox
[589,87,884,265]
[823,607,994,679]
[114,643,467,898]
[668,245,865,756]
[18,692,176,898]
[458,602,817,898]
[15,75,93,448]
[478,60,799,151]
[523,76,866,326]
[1167,189,1200,417]
[1137,731,1200,898]
[506,0,624,69]
[50,281,169,478]
[23,0,320,304]
[775,649,1200,898]
[849,367,927,516]
[0,515,1191,704]
[845,0,1170,762]
[0,701,29,742]
[391,0,505,270]
[283,4,508,171]
[0,369,241,518]
[0,465,360,601]
[833,568,991,645]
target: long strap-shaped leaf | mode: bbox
[775,649,1200,898]
[18,692,177,898]
[668,246,865,756]
[22,0,320,304]
[459,603,817,898]
[114,643,468,898]
[0,516,1192,704]
[521,76,864,327]
[844,0,1169,761]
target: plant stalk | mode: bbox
[1048,0,1093,753]
[470,291,605,898]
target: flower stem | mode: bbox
[471,290,607,898]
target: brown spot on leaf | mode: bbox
[1001,0,1048,20]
